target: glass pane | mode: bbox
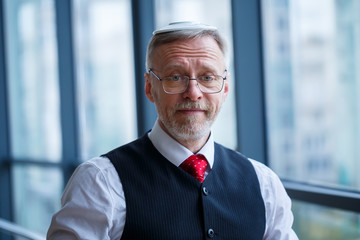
[73,0,137,160]
[154,0,237,149]
[293,200,360,239]
[4,0,62,162]
[12,165,62,236]
[262,0,360,190]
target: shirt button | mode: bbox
[207,228,215,238]
[202,186,209,196]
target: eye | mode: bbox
[201,76,215,82]
[169,75,182,81]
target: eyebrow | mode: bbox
[162,62,221,74]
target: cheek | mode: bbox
[207,96,222,110]
[153,92,177,114]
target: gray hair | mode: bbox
[145,29,227,71]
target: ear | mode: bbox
[222,72,230,101]
[145,72,155,103]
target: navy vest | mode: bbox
[104,134,265,239]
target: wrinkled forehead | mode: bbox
[149,38,226,74]
[155,37,225,64]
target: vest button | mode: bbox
[207,228,215,238]
[202,186,209,196]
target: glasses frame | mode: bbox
[148,68,227,94]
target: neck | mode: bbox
[158,121,210,153]
[178,135,210,154]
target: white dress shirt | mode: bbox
[47,120,298,240]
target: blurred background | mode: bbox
[0,0,359,239]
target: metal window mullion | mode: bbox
[55,0,79,184]
[0,1,14,239]
[231,0,267,164]
[284,180,360,212]
[131,0,157,136]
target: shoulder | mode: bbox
[48,157,125,239]
[69,157,118,185]
[78,156,116,173]
[248,159,279,180]
[248,158,286,195]
[62,157,123,207]
[248,159,292,217]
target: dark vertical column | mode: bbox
[55,0,79,184]
[0,0,13,239]
[231,0,267,164]
[131,0,157,136]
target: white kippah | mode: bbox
[153,21,217,35]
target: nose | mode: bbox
[182,79,203,101]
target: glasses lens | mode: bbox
[197,76,224,93]
[163,76,188,94]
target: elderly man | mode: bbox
[48,22,298,239]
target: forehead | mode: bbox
[151,36,225,71]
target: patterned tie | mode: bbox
[180,154,208,183]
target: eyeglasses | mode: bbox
[148,69,227,94]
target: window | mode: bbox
[73,0,137,160]
[262,0,360,238]
[293,200,360,239]
[262,0,360,192]
[3,0,62,235]
[12,165,62,234]
[5,0,61,162]
[154,0,237,149]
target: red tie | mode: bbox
[180,154,208,183]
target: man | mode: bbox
[48,22,298,239]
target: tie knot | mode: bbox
[180,154,208,183]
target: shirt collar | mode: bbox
[148,119,214,168]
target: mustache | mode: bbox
[174,101,209,111]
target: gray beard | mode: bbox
[161,114,212,141]
[158,101,217,142]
